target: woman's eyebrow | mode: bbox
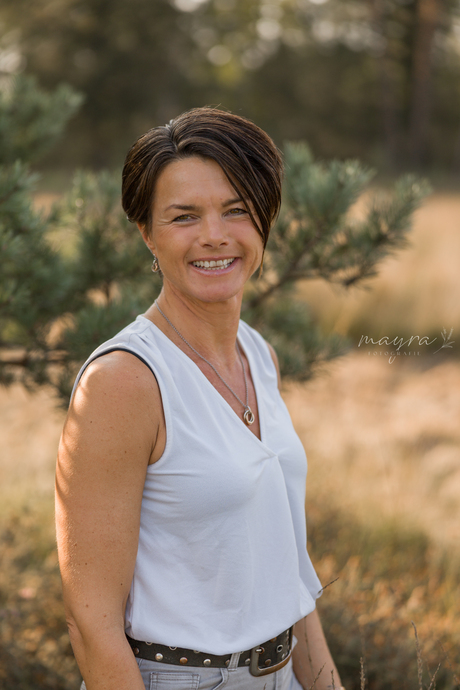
[164,197,245,213]
[164,204,198,212]
[223,196,245,206]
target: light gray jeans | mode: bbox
[81,654,303,690]
[137,653,303,690]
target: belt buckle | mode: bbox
[249,628,293,677]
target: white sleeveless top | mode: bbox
[72,315,322,655]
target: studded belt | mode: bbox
[127,626,293,677]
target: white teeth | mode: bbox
[192,258,235,270]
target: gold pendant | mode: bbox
[243,407,255,426]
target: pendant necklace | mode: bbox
[155,302,255,426]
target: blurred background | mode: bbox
[0,0,459,173]
[0,0,459,688]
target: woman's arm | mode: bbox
[292,609,343,690]
[56,351,165,690]
[266,342,343,690]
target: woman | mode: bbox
[56,107,344,690]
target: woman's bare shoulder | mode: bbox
[75,350,160,408]
[65,350,165,464]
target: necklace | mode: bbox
[155,302,255,426]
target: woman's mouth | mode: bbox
[191,258,236,271]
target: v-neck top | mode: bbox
[71,315,322,655]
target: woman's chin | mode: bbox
[166,283,243,307]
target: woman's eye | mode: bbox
[173,214,193,222]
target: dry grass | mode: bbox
[284,351,460,687]
[0,385,63,512]
[298,193,460,339]
[285,353,460,551]
[0,502,80,689]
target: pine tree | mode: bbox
[0,77,430,406]
[0,75,82,393]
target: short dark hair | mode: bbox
[121,107,284,248]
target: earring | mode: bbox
[151,255,160,273]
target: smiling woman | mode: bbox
[138,157,264,307]
[55,107,344,690]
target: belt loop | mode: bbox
[227,651,241,671]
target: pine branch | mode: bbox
[0,75,83,165]
[247,231,321,309]
[247,153,430,308]
[0,350,68,367]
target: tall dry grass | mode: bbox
[283,353,460,688]
[285,354,460,551]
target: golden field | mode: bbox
[1,193,459,688]
[298,193,460,339]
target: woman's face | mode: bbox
[139,156,264,306]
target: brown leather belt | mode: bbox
[127,626,293,677]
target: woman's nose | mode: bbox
[198,213,229,247]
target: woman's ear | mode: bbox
[137,223,156,254]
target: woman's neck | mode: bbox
[145,287,243,369]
